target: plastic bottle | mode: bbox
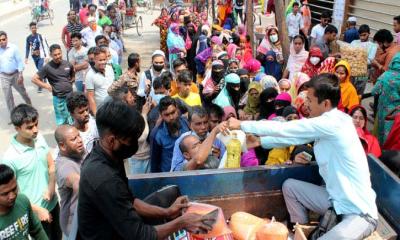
[225,132,241,168]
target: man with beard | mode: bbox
[78,100,212,239]
[202,60,226,106]
[67,92,99,155]
[150,97,190,172]
[2,104,61,239]
[213,73,241,111]
[170,106,226,171]
[172,70,202,107]
[54,125,85,237]
[32,44,75,126]
[0,164,47,239]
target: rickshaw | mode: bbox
[124,0,144,36]
[30,0,54,25]
[136,0,153,14]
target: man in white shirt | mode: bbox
[68,32,88,92]
[80,17,102,48]
[137,50,166,99]
[310,11,330,46]
[85,47,114,116]
[225,73,378,239]
[286,2,305,41]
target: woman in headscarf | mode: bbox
[227,58,240,74]
[289,72,310,99]
[263,50,282,80]
[283,35,309,81]
[244,58,261,79]
[383,106,400,150]
[223,106,237,121]
[153,8,170,57]
[185,22,201,79]
[213,73,241,110]
[268,92,292,120]
[237,35,253,64]
[258,87,279,120]
[195,36,223,76]
[349,105,381,157]
[167,23,186,71]
[223,16,234,30]
[241,82,263,120]
[334,60,359,111]
[202,60,225,103]
[260,75,279,92]
[257,26,284,63]
[301,46,324,78]
[227,33,240,59]
[372,52,400,145]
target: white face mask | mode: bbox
[269,34,279,43]
[310,57,320,65]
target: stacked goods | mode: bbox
[338,41,368,77]
[229,212,269,240]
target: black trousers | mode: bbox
[42,203,62,240]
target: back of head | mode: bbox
[207,103,224,119]
[173,58,187,70]
[373,29,394,43]
[153,76,163,90]
[96,100,144,140]
[0,164,14,186]
[306,73,340,107]
[127,53,140,69]
[10,104,38,127]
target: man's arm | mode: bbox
[65,172,80,195]
[25,36,30,61]
[61,27,67,48]
[27,197,49,239]
[74,60,89,72]
[44,152,56,202]
[133,198,169,219]
[86,90,97,116]
[32,73,52,91]
[137,72,148,97]
[150,130,162,173]
[185,127,219,170]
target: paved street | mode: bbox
[0,1,161,153]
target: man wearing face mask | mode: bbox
[79,100,212,239]
[202,60,225,105]
[80,17,102,48]
[137,50,167,101]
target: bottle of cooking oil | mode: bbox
[225,132,241,168]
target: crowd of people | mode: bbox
[0,0,400,239]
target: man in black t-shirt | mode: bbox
[32,44,75,125]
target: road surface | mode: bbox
[0,1,161,154]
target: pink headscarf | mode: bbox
[275,92,292,103]
[223,106,237,121]
[227,43,238,58]
[287,40,309,80]
[244,59,261,74]
[289,72,310,99]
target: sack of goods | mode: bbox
[338,41,368,77]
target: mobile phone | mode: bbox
[301,151,313,162]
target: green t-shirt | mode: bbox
[0,194,48,240]
[98,16,112,27]
[2,134,58,211]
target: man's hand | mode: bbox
[293,152,311,165]
[167,196,189,219]
[227,117,241,130]
[238,110,246,120]
[43,189,54,202]
[17,75,24,85]
[180,212,214,234]
[44,83,52,92]
[145,79,151,94]
[35,206,52,223]
[246,134,261,149]
[211,146,221,158]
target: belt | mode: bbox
[0,71,18,76]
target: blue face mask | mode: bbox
[153,94,166,105]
